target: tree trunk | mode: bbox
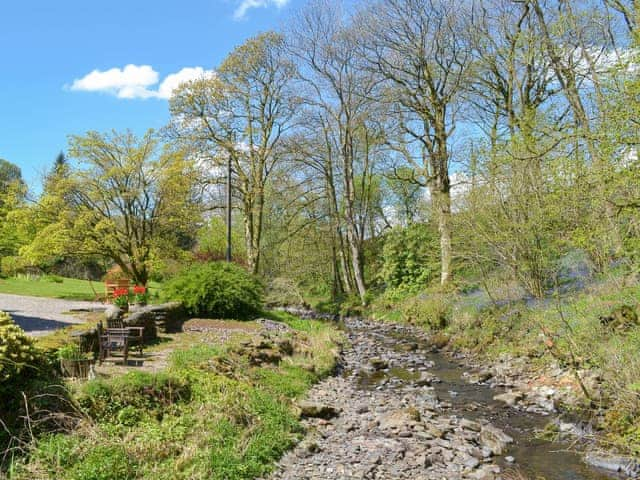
[432,188,453,287]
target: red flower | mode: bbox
[113,288,129,298]
[133,285,146,294]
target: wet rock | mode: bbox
[584,451,640,477]
[479,425,513,456]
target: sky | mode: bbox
[0,0,294,189]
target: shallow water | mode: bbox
[350,324,621,480]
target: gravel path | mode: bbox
[0,293,105,336]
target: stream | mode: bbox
[270,317,623,480]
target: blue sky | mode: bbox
[0,0,294,189]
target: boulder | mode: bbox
[298,401,340,419]
[379,408,421,431]
[493,390,524,407]
[370,357,389,370]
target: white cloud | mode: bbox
[69,65,214,100]
[233,0,289,20]
[70,65,159,99]
[156,67,214,99]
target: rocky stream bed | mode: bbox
[268,317,634,480]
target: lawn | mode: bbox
[0,275,163,301]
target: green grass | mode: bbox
[6,313,343,480]
[0,275,163,302]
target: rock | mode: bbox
[105,305,123,322]
[505,456,515,463]
[493,390,524,407]
[459,419,482,432]
[479,425,513,456]
[584,451,640,477]
[298,401,340,419]
[379,408,421,430]
[370,357,389,370]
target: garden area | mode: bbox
[0,262,343,480]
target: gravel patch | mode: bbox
[0,293,105,336]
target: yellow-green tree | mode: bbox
[22,130,200,285]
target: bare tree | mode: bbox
[169,32,297,274]
[358,0,473,286]
[287,0,382,304]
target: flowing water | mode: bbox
[352,322,621,480]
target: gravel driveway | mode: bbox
[0,293,105,336]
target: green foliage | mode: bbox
[77,371,190,422]
[207,389,301,480]
[0,311,44,382]
[67,445,136,480]
[265,277,306,307]
[195,216,246,263]
[378,223,440,291]
[57,343,91,360]
[251,365,316,398]
[400,293,451,331]
[162,262,264,319]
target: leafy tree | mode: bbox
[22,130,200,285]
[0,159,23,194]
[170,32,297,275]
[379,223,440,291]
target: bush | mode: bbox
[400,293,451,330]
[0,255,28,277]
[77,371,190,422]
[378,223,440,291]
[68,444,136,480]
[0,311,43,382]
[162,262,263,319]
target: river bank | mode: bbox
[270,316,627,479]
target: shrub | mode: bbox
[0,255,28,277]
[68,444,136,480]
[0,311,43,382]
[77,371,190,421]
[162,262,263,319]
[378,223,440,291]
[400,293,451,330]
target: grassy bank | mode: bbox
[6,312,343,480]
[0,275,163,302]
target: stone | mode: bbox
[369,357,389,370]
[379,408,420,430]
[479,425,514,456]
[298,401,340,420]
[459,419,482,432]
[584,451,640,477]
[493,390,524,407]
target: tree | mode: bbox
[23,130,200,286]
[359,0,473,287]
[0,159,23,196]
[169,32,297,275]
[288,0,383,304]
